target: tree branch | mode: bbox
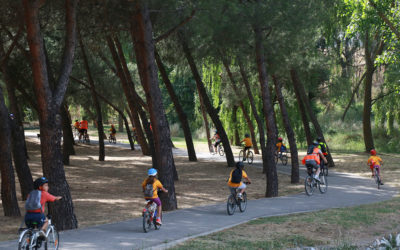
[0,27,23,67]
[371,89,397,105]
[368,0,400,41]
[154,10,196,43]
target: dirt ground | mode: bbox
[0,137,302,242]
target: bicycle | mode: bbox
[18,215,59,250]
[373,165,382,189]
[321,161,328,177]
[304,165,327,196]
[79,131,90,144]
[226,182,249,215]
[238,147,254,164]
[108,134,116,144]
[73,127,79,139]
[209,143,224,156]
[142,200,161,233]
[274,151,288,166]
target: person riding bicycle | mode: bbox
[211,130,221,153]
[240,134,253,161]
[73,120,80,130]
[24,177,62,240]
[317,137,328,170]
[302,141,327,182]
[109,124,117,138]
[142,168,168,225]
[228,162,251,199]
[79,118,89,141]
[367,149,384,185]
[276,137,286,156]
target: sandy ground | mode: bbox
[0,137,302,242]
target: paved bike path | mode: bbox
[2,136,396,249]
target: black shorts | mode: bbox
[305,160,320,169]
[79,129,87,135]
[214,141,221,147]
[244,146,252,150]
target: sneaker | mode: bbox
[237,193,243,199]
[314,175,320,182]
[380,182,384,185]
[156,218,162,225]
[38,230,46,241]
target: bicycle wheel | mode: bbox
[318,173,328,193]
[18,229,32,250]
[227,194,236,215]
[209,145,215,155]
[45,226,59,250]
[142,212,152,233]
[247,151,254,164]
[218,145,225,156]
[108,136,112,144]
[374,168,380,189]
[304,176,314,196]
[238,150,244,162]
[239,192,247,212]
[113,137,116,144]
[274,153,279,164]
[153,212,162,230]
[281,154,288,166]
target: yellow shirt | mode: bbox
[142,178,163,198]
[242,138,252,147]
[368,156,382,166]
[276,142,285,152]
[228,170,248,188]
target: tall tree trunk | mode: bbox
[106,35,150,155]
[118,112,123,132]
[222,58,259,154]
[272,75,299,183]
[238,60,267,170]
[61,104,75,165]
[23,0,78,229]
[79,30,105,161]
[155,49,197,161]
[131,1,177,210]
[232,105,240,146]
[290,69,335,168]
[254,25,278,197]
[180,33,235,167]
[0,86,21,216]
[290,70,313,145]
[0,45,33,200]
[200,96,212,149]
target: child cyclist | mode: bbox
[24,177,62,239]
[227,162,251,199]
[241,133,253,161]
[142,168,168,225]
[368,149,384,185]
[276,137,286,156]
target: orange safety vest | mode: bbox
[302,147,320,165]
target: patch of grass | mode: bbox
[248,215,290,225]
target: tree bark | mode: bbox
[131,1,177,210]
[254,24,279,197]
[0,86,21,216]
[272,75,299,183]
[180,32,235,168]
[232,105,240,146]
[79,29,105,161]
[23,0,78,229]
[342,72,366,121]
[155,49,197,161]
[61,104,75,165]
[118,112,123,132]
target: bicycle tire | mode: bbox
[281,154,288,166]
[209,145,215,155]
[238,150,244,162]
[108,136,112,144]
[153,212,162,230]
[227,194,236,215]
[45,226,59,250]
[239,192,247,212]
[218,145,225,156]
[274,154,279,164]
[143,212,151,233]
[318,173,328,193]
[247,151,254,164]
[18,229,32,250]
[304,176,314,196]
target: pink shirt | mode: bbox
[27,191,57,213]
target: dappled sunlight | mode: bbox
[74,198,133,204]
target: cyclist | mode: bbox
[276,137,286,157]
[302,141,327,181]
[211,130,221,153]
[367,149,384,185]
[240,133,252,161]
[73,120,80,130]
[227,162,251,199]
[24,177,62,239]
[317,137,328,169]
[79,118,88,141]
[109,124,117,139]
[142,168,168,225]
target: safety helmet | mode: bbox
[236,161,244,169]
[148,168,157,176]
[278,137,283,141]
[33,177,48,189]
[245,133,250,137]
[370,149,377,156]
[316,137,322,142]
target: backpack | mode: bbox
[144,183,154,197]
[307,145,316,155]
[112,127,116,134]
[25,190,42,211]
[231,168,242,184]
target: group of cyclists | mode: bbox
[73,119,120,143]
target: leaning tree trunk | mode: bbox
[291,69,335,168]
[23,0,78,230]
[131,1,177,210]
[155,49,197,161]
[0,86,21,216]
[272,75,299,183]
[232,105,240,146]
[254,24,279,197]
[180,33,235,167]
[61,104,75,165]
[79,30,105,161]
